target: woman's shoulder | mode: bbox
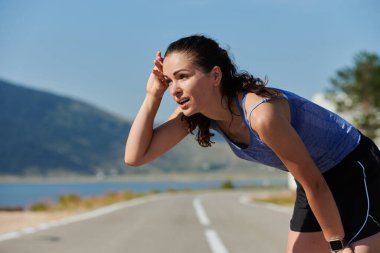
[243,89,289,112]
[243,90,291,129]
[241,92,266,107]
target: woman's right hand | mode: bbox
[146,51,168,99]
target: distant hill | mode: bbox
[0,79,275,177]
[0,80,133,176]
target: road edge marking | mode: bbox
[0,194,168,242]
[239,195,292,214]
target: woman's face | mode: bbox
[163,52,217,116]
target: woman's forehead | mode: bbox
[163,52,195,75]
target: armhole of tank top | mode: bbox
[246,97,270,133]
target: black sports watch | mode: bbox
[329,238,347,252]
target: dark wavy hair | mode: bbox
[164,35,278,147]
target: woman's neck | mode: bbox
[202,93,241,128]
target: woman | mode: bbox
[125,35,380,253]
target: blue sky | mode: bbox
[0,0,379,122]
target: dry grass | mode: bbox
[30,190,147,212]
[253,192,296,206]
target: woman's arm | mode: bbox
[248,98,346,243]
[124,51,188,166]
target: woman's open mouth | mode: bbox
[177,97,190,108]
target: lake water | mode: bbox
[0,179,286,208]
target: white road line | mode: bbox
[239,195,292,214]
[0,232,20,241]
[205,229,229,253]
[193,197,211,226]
[0,194,167,242]
[193,197,230,253]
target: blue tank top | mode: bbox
[212,88,361,173]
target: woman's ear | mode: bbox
[211,66,222,86]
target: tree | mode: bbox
[327,51,380,140]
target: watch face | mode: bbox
[330,240,344,251]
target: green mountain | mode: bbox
[0,79,275,177]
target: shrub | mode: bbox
[221,180,235,189]
[30,202,51,211]
[58,194,81,208]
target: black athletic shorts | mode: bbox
[290,134,380,244]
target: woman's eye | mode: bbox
[179,74,187,80]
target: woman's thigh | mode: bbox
[351,232,380,253]
[287,231,380,253]
[287,231,330,253]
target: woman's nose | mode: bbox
[169,81,182,97]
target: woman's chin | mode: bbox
[182,111,194,117]
[180,107,196,117]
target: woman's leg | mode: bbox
[351,232,380,253]
[287,231,330,253]
[287,231,380,253]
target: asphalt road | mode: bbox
[0,191,292,253]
